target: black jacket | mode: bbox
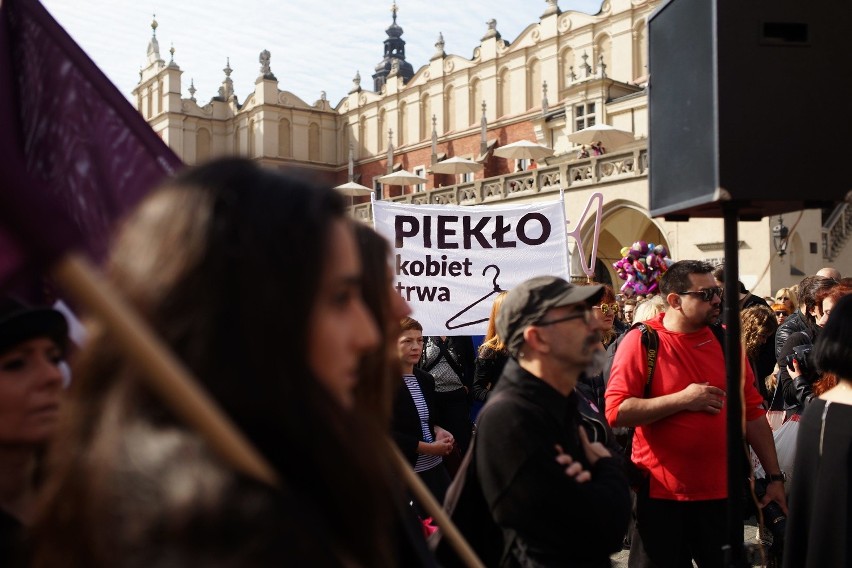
[391,369,445,467]
[471,348,510,402]
[775,311,808,360]
[475,359,630,567]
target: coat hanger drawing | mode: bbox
[444,264,504,330]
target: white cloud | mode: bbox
[40,0,602,105]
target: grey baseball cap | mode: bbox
[497,276,603,356]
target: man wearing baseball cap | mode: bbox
[473,276,631,566]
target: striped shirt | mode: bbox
[403,374,443,472]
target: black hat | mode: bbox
[0,297,69,356]
[497,276,603,356]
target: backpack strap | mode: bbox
[636,323,659,398]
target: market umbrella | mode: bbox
[432,156,483,185]
[567,124,635,150]
[377,169,428,186]
[333,181,374,197]
[493,140,555,162]
[431,156,483,175]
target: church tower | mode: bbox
[372,2,414,92]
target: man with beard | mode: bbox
[472,276,630,566]
[605,260,787,567]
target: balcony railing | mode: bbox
[352,144,648,222]
[822,202,851,261]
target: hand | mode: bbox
[434,426,455,447]
[761,480,789,516]
[579,426,611,466]
[786,358,802,379]
[428,438,454,456]
[554,444,591,483]
[679,382,726,414]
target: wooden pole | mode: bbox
[388,444,485,568]
[52,253,278,487]
[54,253,482,567]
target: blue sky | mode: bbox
[40,0,602,106]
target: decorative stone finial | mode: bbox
[541,81,549,115]
[258,49,276,80]
[151,14,158,37]
[481,19,501,41]
[350,70,362,94]
[391,1,398,24]
[224,57,232,78]
[581,52,592,77]
[431,32,446,60]
[168,43,178,68]
[188,78,196,102]
[321,91,327,101]
[542,0,561,17]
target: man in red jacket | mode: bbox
[605,260,787,567]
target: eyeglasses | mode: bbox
[593,303,619,316]
[774,311,788,317]
[536,308,591,327]
[677,287,723,302]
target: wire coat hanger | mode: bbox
[444,264,503,330]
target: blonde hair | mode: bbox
[774,287,799,312]
[633,295,667,323]
[479,291,508,356]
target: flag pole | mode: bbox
[52,253,278,487]
[54,253,483,568]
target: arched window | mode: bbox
[308,122,320,162]
[444,86,455,133]
[526,58,541,111]
[469,78,481,126]
[248,119,255,157]
[595,34,612,77]
[196,127,211,164]
[498,68,511,117]
[633,23,648,80]
[560,48,575,92]
[278,118,291,157]
[359,116,367,157]
[399,102,407,147]
[378,109,386,152]
[421,94,432,140]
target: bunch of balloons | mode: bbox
[612,241,674,297]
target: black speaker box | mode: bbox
[648,0,852,220]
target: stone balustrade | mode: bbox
[352,143,648,221]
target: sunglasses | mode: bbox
[593,303,619,316]
[774,311,788,317]
[678,287,723,302]
[536,308,591,327]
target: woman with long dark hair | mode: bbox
[783,293,852,567]
[30,159,400,566]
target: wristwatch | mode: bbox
[766,472,786,483]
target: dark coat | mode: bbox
[775,311,808,360]
[475,359,631,567]
[471,347,510,402]
[391,369,444,467]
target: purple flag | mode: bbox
[0,0,182,288]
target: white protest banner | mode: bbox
[373,199,569,336]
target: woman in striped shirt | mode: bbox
[392,317,455,508]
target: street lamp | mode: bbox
[772,216,789,257]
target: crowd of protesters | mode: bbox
[0,157,849,567]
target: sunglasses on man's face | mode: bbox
[774,311,788,317]
[592,303,619,316]
[677,287,723,302]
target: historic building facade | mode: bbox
[133,0,850,294]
